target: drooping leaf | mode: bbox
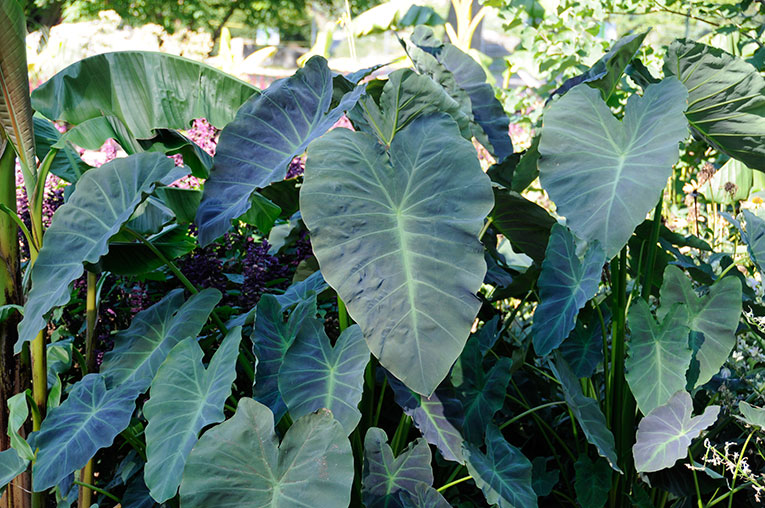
[387,374,465,463]
[463,424,538,508]
[238,192,281,235]
[16,153,186,351]
[532,224,604,356]
[278,321,369,435]
[0,448,27,496]
[738,401,765,428]
[658,265,741,387]
[531,457,558,497]
[252,294,316,421]
[560,314,605,378]
[32,374,139,490]
[101,288,222,391]
[408,27,513,162]
[196,56,364,245]
[664,39,765,170]
[550,356,621,472]
[33,115,90,182]
[539,78,688,259]
[626,301,692,415]
[96,224,196,276]
[273,269,328,309]
[31,51,258,140]
[154,186,202,224]
[143,327,242,503]
[552,31,648,101]
[574,455,611,508]
[179,398,353,507]
[301,113,493,396]
[6,392,33,461]
[0,0,36,175]
[738,210,765,274]
[362,427,435,507]
[633,390,720,473]
[490,188,556,265]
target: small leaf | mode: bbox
[560,314,605,378]
[454,355,512,444]
[531,457,558,497]
[33,116,90,182]
[143,327,242,502]
[32,374,139,490]
[6,392,33,461]
[180,399,353,507]
[463,425,538,508]
[490,188,557,265]
[273,269,328,309]
[626,301,691,415]
[532,224,604,356]
[574,455,611,508]
[633,391,719,473]
[738,401,765,429]
[278,321,369,435]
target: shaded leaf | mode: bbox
[154,186,201,224]
[531,457,558,497]
[397,482,451,508]
[33,115,90,182]
[490,188,556,265]
[574,455,611,508]
[560,314,605,378]
[0,448,27,496]
[96,225,196,276]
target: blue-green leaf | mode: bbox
[180,399,353,507]
[532,224,604,356]
[454,355,512,444]
[574,455,611,508]
[560,314,605,378]
[0,448,27,496]
[16,153,186,352]
[279,321,369,435]
[32,374,138,490]
[101,288,221,392]
[463,425,538,508]
[397,483,451,508]
[273,269,328,309]
[6,392,33,461]
[738,210,765,274]
[143,327,242,503]
[196,56,363,245]
[738,401,765,429]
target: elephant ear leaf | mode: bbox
[739,210,765,275]
[101,288,222,392]
[278,321,369,435]
[0,448,27,496]
[196,56,364,245]
[179,398,353,507]
[539,78,688,259]
[626,301,692,415]
[463,424,538,508]
[658,265,741,387]
[16,153,186,352]
[738,401,765,429]
[665,39,765,170]
[633,390,719,473]
[532,224,604,356]
[31,374,139,491]
[301,113,493,396]
[0,0,36,176]
[398,483,451,508]
[143,327,242,503]
[362,427,436,507]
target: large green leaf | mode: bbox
[96,225,196,276]
[489,188,556,265]
[387,374,465,463]
[31,51,257,140]
[626,301,692,415]
[278,321,369,435]
[252,294,316,422]
[143,327,242,503]
[301,113,493,396]
[532,224,604,356]
[16,153,186,352]
[633,390,719,473]
[738,210,765,274]
[101,288,221,391]
[196,56,363,245]
[31,374,139,490]
[538,78,688,259]
[658,265,741,387]
[397,483,451,508]
[463,424,538,508]
[179,398,353,507]
[574,455,611,508]
[362,427,435,507]
[550,356,620,472]
[0,0,35,176]
[664,39,765,170]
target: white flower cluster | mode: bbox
[687,438,765,503]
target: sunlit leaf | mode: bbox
[738,401,765,428]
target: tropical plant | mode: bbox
[3,0,765,506]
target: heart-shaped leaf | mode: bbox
[532,224,604,356]
[301,113,493,396]
[658,265,741,387]
[539,78,688,258]
[278,321,369,435]
[574,455,611,508]
[32,374,139,491]
[560,313,605,378]
[387,374,465,463]
[626,300,692,415]
[362,427,435,507]
[664,39,765,170]
[143,327,242,502]
[179,398,353,507]
[633,390,719,473]
[463,424,537,508]
[196,56,364,245]
[101,288,221,392]
[17,153,186,352]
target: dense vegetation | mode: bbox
[4,0,765,507]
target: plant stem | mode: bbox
[338,295,349,332]
[728,431,755,508]
[642,198,662,301]
[72,480,120,503]
[688,448,703,508]
[78,271,99,508]
[436,475,472,492]
[498,401,565,430]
